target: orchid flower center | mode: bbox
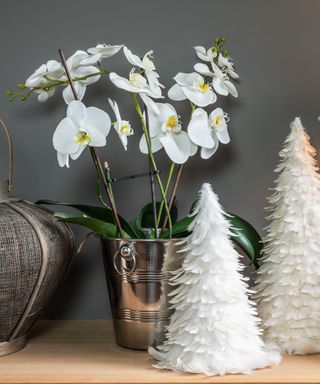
[120,121,133,136]
[215,115,223,126]
[210,113,229,131]
[194,78,210,93]
[129,69,147,88]
[74,130,91,145]
[162,115,181,133]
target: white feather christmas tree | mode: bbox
[255,117,320,355]
[149,183,281,375]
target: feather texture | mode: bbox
[255,117,320,354]
[149,183,281,375]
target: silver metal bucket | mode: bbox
[100,236,184,350]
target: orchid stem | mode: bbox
[104,161,115,201]
[144,107,158,238]
[58,48,124,238]
[132,93,172,237]
[157,162,175,226]
[162,164,183,232]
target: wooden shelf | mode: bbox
[0,320,319,383]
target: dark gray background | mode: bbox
[1,0,320,319]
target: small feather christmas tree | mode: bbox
[255,117,320,355]
[149,183,280,375]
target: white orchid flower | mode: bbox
[168,72,217,107]
[53,100,111,167]
[109,69,156,95]
[188,107,230,159]
[123,47,164,97]
[194,46,217,62]
[108,99,133,150]
[139,102,196,164]
[62,50,102,104]
[87,43,123,59]
[25,60,64,102]
[218,54,239,79]
[194,62,238,97]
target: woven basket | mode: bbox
[0,120,75,356]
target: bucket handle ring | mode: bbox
[113,243,137,276]
[0,119,13,192]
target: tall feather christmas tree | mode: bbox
[149,183,280,375]
[255,117,320,354]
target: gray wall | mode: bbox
[1,0,320,319]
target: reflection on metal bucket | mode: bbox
[100,237,184,350]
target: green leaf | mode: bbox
[135,201,178,230]
[161,212,262,269]
[54,212,130,239]
[160,215,193,239]
[129,219,146,239]
[228,213,263,268]
[37,199,138,238]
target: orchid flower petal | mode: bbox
[70,146,85,160]
[139,133,163,154]
[147,102,173,137]
[212,77,228,96]
[188,108,215,148]
[201,141,219,159]
[25,64,47,88]
[228,69,239,79]
[182,86,216,107]
[216,126,230,144]
[225,80,238,97]
[194,46,211,62]
[123,46,144,68]
[57,152,70,168]
[159,132,190,164]
[174,72,200,86]
[168,84,186,101]
[66,100,87,128]
[79,53,101,66]
[109,72,153,95]
[85,106,111,146]
[37,88,55,103]
[140,93,160,114]
[87,44,123,59]
[108,98,122,123]
[194,63,213,76]
[77,66,101,85]
[209,108,230,144]
[62,82,87,104]
[53,118,79,154]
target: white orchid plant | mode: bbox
[8,38,261,265]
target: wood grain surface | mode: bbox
[0,320,319,384]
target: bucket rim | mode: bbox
[97,235,184,243]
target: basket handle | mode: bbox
[0,119,13,191]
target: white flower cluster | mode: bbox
[137,44,239,163]
[25,44,123,104]
[25,42,239,167]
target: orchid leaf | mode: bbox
[161,212,262,268]
[136,201,178,230]
[160,215,193,239]
[54,212,130,239]
[129,219,147,239]
[228,213,263,268]
[37,199,138,238]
